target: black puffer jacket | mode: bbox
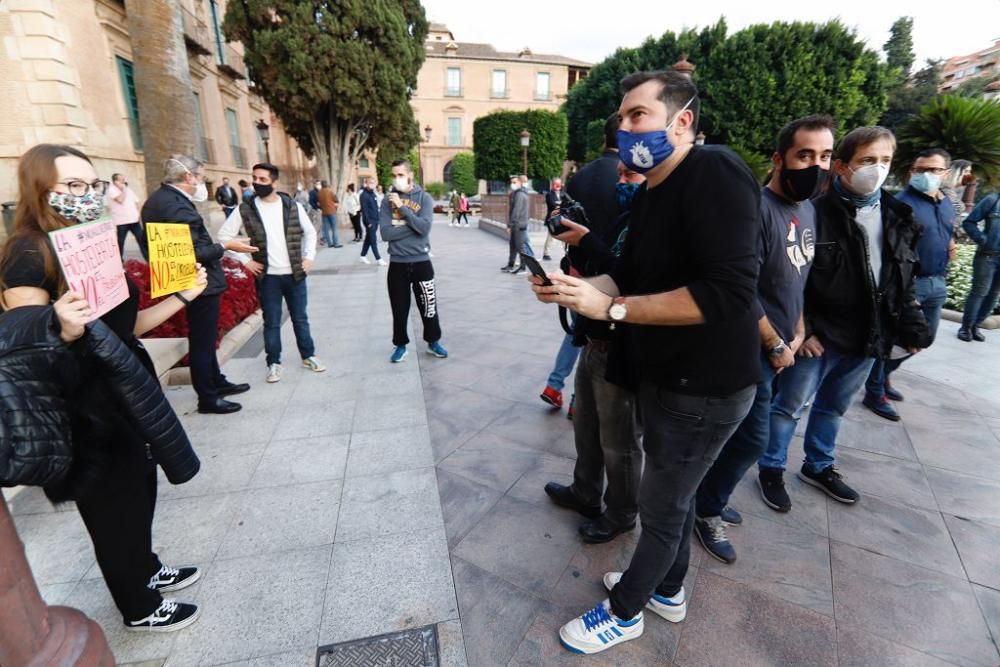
[0,305,200,488]
[806,189,931,358]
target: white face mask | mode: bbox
[510,182,521,191]
[393,176,410,192]
[192,181,208,202]
[847,163,889,196]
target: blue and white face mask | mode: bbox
[617,96,696,173]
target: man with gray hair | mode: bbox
[141,154,257,414]
[501,174,534,274]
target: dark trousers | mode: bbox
[963,251,1000,326]
[361,224,381,260]
[187,293,227,405]
[116,222,147,260]
[350,213,363,240]
[609,382,755,620]
[457,211,470,225]
[222,205,236,220]
[258,274,315,366]
[387,260,441,347]
[570,342,642,526]
[508,225,534,267]
[76,437,163,622]
[696,353,775,518]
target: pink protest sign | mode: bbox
[48,216,128,321]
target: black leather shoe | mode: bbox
[972,326,986,342]
[197,398,242,414]
[543,482,601,519]
[579,515,636,544]
[216,382,250,397]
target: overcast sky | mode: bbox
[422,0,1000,69]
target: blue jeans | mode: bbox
[866,274,947,398]
[962,251,1000,326]
[696,352,775,517]
[322,214,340,247]
[759,350,874,474]
[546,313,580,391]
[258,274,315,366]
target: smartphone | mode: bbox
[519,253,552,286]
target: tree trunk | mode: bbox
[310,108,370,230]
[124,0,197,196]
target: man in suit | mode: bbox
[214,176,239,220]
[141,154,255,414]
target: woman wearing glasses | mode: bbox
[0,144,208,632]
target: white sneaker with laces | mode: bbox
[266,363,282,383]
[302,356,327,372]
[360,256,372,264]
[558,599,643,655]
[377,258,387,266]
[603,572,687,623]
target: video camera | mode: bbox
[544,196,590,236]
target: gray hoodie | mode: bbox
[379,184,434,263]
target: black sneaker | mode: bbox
[148,565,200,593]
[758,468,791,512]
[958,326,972,342]
[511,265,526,275]
[862,393,901,422]
[720,506,743,526]
[798,465,859,504]
[695,515,736,564]
[500,265,514,272]
[543,255,552,261]
[972,326,986,342]
[125,599,200,633]
[884,380,904,402]
[543,482,602,519]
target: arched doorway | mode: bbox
[443,160,454,188]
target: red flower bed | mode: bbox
[126,257,260,360]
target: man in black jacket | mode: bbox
[141,154,256,414]
[214,176,239,220]
[757,127,929,511]
[501,175,533,274]
[566,113,621,242]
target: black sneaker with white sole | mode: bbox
[125,599,200,633]
[798,465,859,504]
[758,467,791,512]
[148,565,200,593]
[695,515,736,564]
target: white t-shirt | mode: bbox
[345,192,361,216]
[106,183,139,226]
[855,202,883,287]
[218,197,317,275]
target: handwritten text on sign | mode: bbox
[49,217,128,321]
[146,223,198,299]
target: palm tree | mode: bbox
[895,96,1000,186]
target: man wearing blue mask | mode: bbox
[693,115,834,564]
[863,148,956,420]
[531,70,760,655]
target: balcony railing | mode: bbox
[490,89,509,99]
[196,136,216,164]
[444,86,463,97]
[534,91,552,101]
[231,145,247,169]
[180,5,213,57]
[218,44,247,80]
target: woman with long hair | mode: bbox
[0,144,207,632]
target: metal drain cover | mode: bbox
[317,626,439,667]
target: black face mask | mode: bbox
[253,182,274,198]
[779,164,825,202]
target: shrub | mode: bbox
[424,182,448,198]
[473,109,568,181]
[945,243,1000,316]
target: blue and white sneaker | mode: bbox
[558,599,643,655]
[427,341,449,358]
[603,571,687,623]
[390,346,408,363]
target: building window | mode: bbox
[447,117,462,146]
[446,67,462,96]
[193,92,210,162]
[225,107,245,168]
[359,157,371,169]
[209,0,226,65]
[535,72,550,100]
[115,56,142,150]
[491,70,507,98]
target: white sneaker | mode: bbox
[360,256,372,264]
[377,258,387,266]
[603,572,687,623]
[266,363,281,383]
[302,356,327,372]
[558,599,643,655]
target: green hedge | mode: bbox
[473,109,567,181]
[945,243,1000,315]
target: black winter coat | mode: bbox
[0,306,200,488]
[806,189,930,358]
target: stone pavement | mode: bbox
[8,214,1000,666]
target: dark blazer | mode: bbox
[215,184,238,207]
[141,184,227,296]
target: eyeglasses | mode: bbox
[912,167,948,175]
[56,179,110,196]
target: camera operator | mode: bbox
[542,162,645,545]
[534,71,759,656]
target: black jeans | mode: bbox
[457,211,470,225]
[76,434,163,622]
[187,293,227,405]
[388,260,441,346]
[116,222,148,260]
[570,342,642,526]
[361,224,381,260]
[609,382,755,620]
[350,213,363,240]
[508,225,534,267]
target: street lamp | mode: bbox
[256,119,270,163]
[520,128,530,177]
[418,124,432,186]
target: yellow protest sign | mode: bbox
[146,223,198,298]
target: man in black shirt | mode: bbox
[534,71,759,656]
[692,115,833,565]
